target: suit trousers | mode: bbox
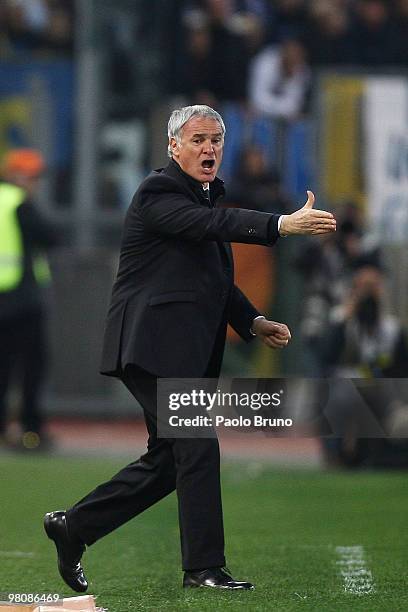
[67,326,227,571]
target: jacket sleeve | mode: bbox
[137,176,280,246]
[228,284,260,342]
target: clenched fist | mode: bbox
[251,318,292,349]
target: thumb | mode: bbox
[303,190,315,209]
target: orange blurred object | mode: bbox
[2,149,46,178]
[227,242,275,342]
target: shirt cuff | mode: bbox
[250,315,266,336]
[278,215,287,237]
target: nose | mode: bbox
[202,139,215,155]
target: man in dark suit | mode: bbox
[44,105,336,591]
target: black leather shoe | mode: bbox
[183,567,254,590]
[44,511,88,592]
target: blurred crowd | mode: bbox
[0,0,74,56]
[172,0,408,118]
[1,1,407,461]
[222,144,408,381]
[294,204,408,378]
[293,201,408,466]
[2,0,408,119]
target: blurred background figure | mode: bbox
[1,0,74,56]
[294,204,383,376]
[225,145,291,213]
[305,1,354,66]
[350,0,397,66]
[393,0,408,64]
[173,0,250,106]
[268,0,308,41]
[249,37,311,120]
[324,265,408,378]
[0,149,59,451]
[321,265,408,468]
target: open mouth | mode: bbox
[201,159,215,170]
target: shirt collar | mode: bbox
[165,158,225,202]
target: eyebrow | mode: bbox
[191,132,223,138]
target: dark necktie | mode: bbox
[203,188,212,207]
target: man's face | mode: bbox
[170,116,224,183]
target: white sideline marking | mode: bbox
[0,550,35,558]
[335,546,375,595]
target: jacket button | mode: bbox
[247,228,256,235]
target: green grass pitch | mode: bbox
[0,454,407,611]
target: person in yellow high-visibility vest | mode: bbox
[0,149,58,450]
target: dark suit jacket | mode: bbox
[100,159,280,378]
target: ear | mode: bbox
[170,137,180,158]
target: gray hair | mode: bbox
[167,105,226,158]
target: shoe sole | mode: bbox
[183,583,255,590]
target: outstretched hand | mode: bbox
[252,318,291,349]
[279,191,336,236]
